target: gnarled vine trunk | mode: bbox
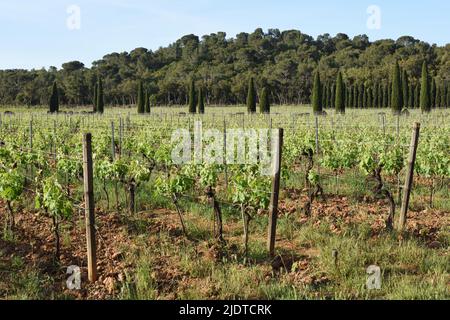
[206,186,224,244]
[373,167,395,230]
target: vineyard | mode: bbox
[0,106,449,300]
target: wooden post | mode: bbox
[29,120,33,150]
[267,128,284,257]
[111,121,115,161]
[53,120,57,163]
[315,116,320,154]
[119,118,123,158]
[223,119,228,190]
[398,123,420,231]
[83,133,97,282]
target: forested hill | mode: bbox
[1,28,449,107]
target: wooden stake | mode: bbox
[315,116,320,154]
[111,121,115,161]
[267,128,284,257]
[83,133,97,282]
[398,123,420,231]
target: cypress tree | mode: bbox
[328,83,333,108]
[330,84,335,109]
[441,82,448,108]
[408,84,414,108]
[328,84,333,108]
[435,85,441,108]
[414,83,420,109]
[145,90,150,113]
[380,84,383,108]
[430,78,436,108]
[335,71,344,113]
[322,83,326,108]
[383,84,389,108]
[246,77,256,113]
[363,86,368,108]
[137,81,145,114]
[259,87,270,114]
[49,81,59,113]
[402,70,409,109]
[349,85,354,108]
[420,61,431,113]
[445,84,450,108]
[97,77,104,114]
[387,82,391,108]
[391,62,403,114]
[189,78,197,114]
[443,83,448,108]
[311,70,322,114]
[345,83,350,108]
[358,84,364,108]
[368,88,373,108]
[322,83,327,108]
[373,84,378,108]
[441,83,450,108]
[198,87,205,114]
[93,83,98,113]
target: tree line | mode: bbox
[310,60,448,114]
[0,29,449,109]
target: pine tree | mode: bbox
[259,87,270,114]
[93,83,98,113]
[430,78,436,108]
[198,87,205,114]
[391,62,403,114]
[188,78,197,114]
[246,77,256,113]
[402,70,409,109]
[311,71,322,114]
[97,77,104,114]
[137,81,145,114]
[49,81,59,113]
[145,90,150,113]
[335,71,345,113]
[420,61,431,113]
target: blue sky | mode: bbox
[0,0,448,70]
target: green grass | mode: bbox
[116,209,449,300]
